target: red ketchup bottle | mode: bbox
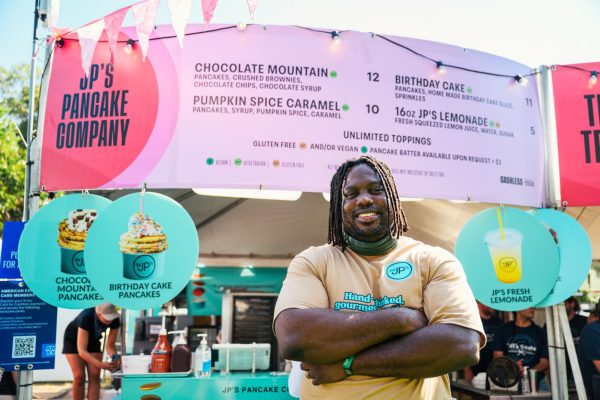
[150,328,172,373]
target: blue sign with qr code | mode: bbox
[0,281,57,370]
[0,221,25,279]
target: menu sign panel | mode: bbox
[41,25,544,206]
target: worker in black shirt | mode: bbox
[62,303,121,400]
[493,308,549,384]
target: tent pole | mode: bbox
[539,64,572,400]
[553,305,567,399]
[558,303,588,400]
[17,1,41,399]
[545,307,560,399]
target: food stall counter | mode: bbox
[120,371,293,400]
[451,381,552,400]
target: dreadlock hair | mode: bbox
[327,156,409,251]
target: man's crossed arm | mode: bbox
[275,307,480,385]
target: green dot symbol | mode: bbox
[360,146,368,154]
[342,104,349,112]
[234,158,242,166]
[206,158,214,165]
[489,121,495,127]
[466,87,473,94]
[330,71,337,78]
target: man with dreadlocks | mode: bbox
[274,156,484,399]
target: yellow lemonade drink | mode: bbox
[484,228,523,284]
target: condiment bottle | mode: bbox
[169,330,191,372]
[150,328,171,373]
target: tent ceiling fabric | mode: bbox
[98,190,600,262]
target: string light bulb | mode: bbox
[331,31,341,45]
[589,71,598,87]
[514,74,528,86]
[123,39,135,55]
[436,61,447,75]
[237,22,247,31]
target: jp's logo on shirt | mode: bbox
[385,261,413,281]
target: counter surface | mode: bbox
[451,381,552,400]
[121,371,293,400]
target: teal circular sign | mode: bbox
[385,261,413,281]
[527,209,592,307]
[85,192,198,310]
[455,207,559,311]
[18,194,111,308]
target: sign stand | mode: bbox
[545,304,588,400]
[545,306,560,399]
[557,303,588,399]
[17,371,33,400]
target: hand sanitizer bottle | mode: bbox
[194,334,211,378]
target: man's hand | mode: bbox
[301,361,347,386]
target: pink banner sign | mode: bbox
[41,25,545,206]
[552,62,600,206]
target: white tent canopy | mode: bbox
[97,190,600,264]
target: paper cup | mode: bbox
[60,247,86,275]
[122,251,165,280]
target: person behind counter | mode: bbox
[463,301,503,384]
[274,156,484,399]
[579,302,600,399]
[561,296,588,386]
[492,308,549,386]
[63,302,121,400]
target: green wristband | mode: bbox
[342,354,355,376]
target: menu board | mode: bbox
[41,25,544,206]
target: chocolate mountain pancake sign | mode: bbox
[84,192,198,309]
[18,194,112,308]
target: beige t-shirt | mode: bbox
[274,236,484,400]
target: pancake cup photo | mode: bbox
[57,209,98,275]
[484,228,523,284]
[120,212,168,280]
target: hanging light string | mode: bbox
[553,64,598,86]
[293,26,538,81]
[55,22,542,81]
[376,34,538,80]
[58,24,240,46]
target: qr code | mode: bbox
[12,336,36,358]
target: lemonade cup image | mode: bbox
[484,228,523,284]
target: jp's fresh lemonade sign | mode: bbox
[455,207,560,311]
